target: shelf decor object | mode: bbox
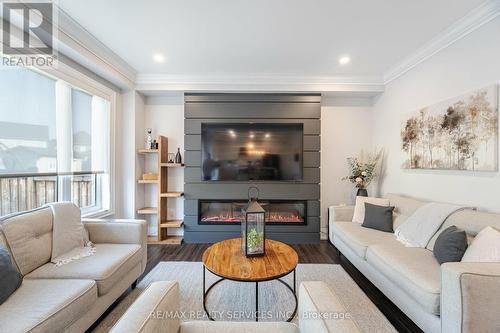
[241,186,266,257]
[137,135,184,245]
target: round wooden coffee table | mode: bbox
[202,238,299,322]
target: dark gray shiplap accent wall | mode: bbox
[184,93,321,244]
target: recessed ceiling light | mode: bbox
[153,53,165,63]
[338,56,351,65]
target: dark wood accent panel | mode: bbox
[303,152,320,168]
[184,93,321,244]
[185,119,320,135]
[184,183,320,200]
[185,151,201,167]
[186,102,320,119]
[185,135,201,151]
[307,200,320,216]
[304,135,320,151]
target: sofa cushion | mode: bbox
[0,207,53,275]
[352,197,390,224]
[427,209,500,250]
[26,243,142,296]
[433,226,468,264]
[0,246,22,305]
[362,203,395,233]
[0,278,97,333]
[180,321,300,333]
[331,222,398,258]
[366,243,441,315]
[385,194,428,229]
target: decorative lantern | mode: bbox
[241,187,266,257]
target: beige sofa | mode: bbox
[329,193,500,333]
[0,207,147,333]
[109,281,360,333]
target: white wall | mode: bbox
[114,90,145,218]
[142,94,185,235]
[372,16,500,212]
[320,97,373,237]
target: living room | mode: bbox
[1,1,500,333]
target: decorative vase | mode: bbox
[356,188,368,197]
[145,128,153,149]
[175,148,182,164]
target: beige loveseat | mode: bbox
[0,207,147,333]
[329,193,500,333]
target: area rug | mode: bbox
[92,262,396,333]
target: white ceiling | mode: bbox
[59,0,486,78]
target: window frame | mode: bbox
[35,63,118,218]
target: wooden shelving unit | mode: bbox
[137,136,184,245]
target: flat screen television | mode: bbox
[201,123,303,181]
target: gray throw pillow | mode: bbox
[362,202,395,233]
[433,226,468,264]
[0,246,22,305]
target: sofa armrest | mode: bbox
[82,218,147,245]
[298,281,360,333]
[329,205,354,223]
[109,281,180,333]
[441,262,500,333]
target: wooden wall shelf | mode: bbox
[137,207,157,214]
[138,149,158,154]
[138,179,159,184]
[137,135,184,245]
[160,220,183,228]
[147,236,183,245]
[160,163,185,168]
[160,192,184,198]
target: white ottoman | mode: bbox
[110,281,300,333]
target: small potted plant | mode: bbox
[342,150,381,197]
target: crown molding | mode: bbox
[0,1,137,90]
[135,74,385,95]
[383,0,500,84]
[55,6,137,90]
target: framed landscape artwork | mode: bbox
[401,85,499,171]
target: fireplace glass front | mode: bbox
[199,200,306,225]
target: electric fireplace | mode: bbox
[199,200,307,225]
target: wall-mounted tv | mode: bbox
[201,123,303,181]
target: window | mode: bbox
[0,67,111,216]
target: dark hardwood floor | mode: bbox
[142,240,422,333]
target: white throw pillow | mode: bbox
[49,202,86,262]
[352,196,390,224]
[462,226,500,262]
